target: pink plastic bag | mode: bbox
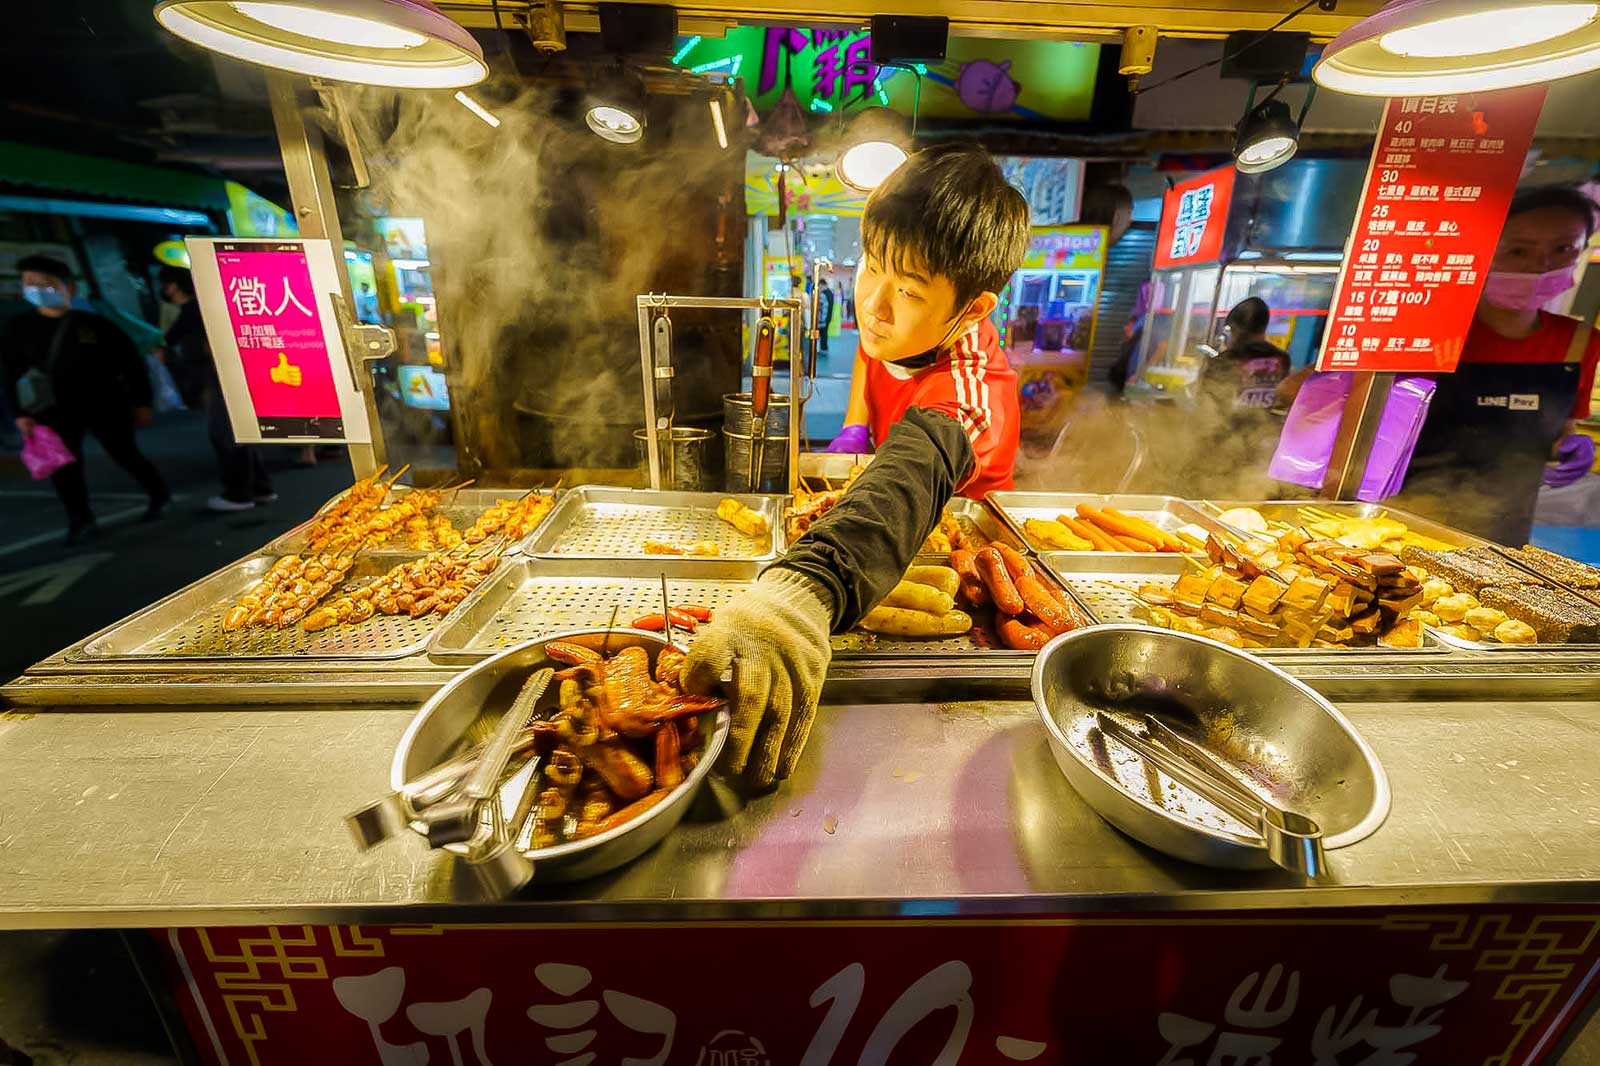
[21,424,77,480]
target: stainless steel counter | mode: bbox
[3,694,1599,929]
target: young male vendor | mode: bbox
[684,143,1030,786]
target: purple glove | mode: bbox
[1546,433,1597,488]
[825,424,873,454]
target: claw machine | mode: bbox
[1003,224,1107,431]
[1127,159,1365,399]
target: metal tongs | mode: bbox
[1093,711,1325,877]
[652,310,676,489]
[748,314,777,492]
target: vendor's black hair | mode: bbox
[17,254,73,285]
[159,264,196,297]
[862,142,1031,312]
[1508,185,1598,236]
[1226,296,1271,335]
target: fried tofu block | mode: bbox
[1318,623,1355,644]
[1206,573,1249,610]
[1326,582,1358,618]
[1242,575,1289,616]
[1349,607,1383,638]
[1200,603,1241,628]
[1281,575,1332,614]
[1378,619,1423,648]
[1378,590,1423,618]
[1358,552,1406,577]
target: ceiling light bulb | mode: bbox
[837,141,907,192]
[586,105,642,143]
[1238,135,1297,167]
[1378,2,1597,57]
[232,2,428,48]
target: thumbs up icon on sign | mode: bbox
[269,352,303,388]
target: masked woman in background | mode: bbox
[1400,186,1600,545]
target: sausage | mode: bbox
[1058,514,1124,553]
[998,614,1054,650]
[994,545,1074,630]
[676,604,714,622]
[631,615,667,631]
[948,549,991,607]
[667,608,700,632]
[1031,561,1092,630]
[1077,504,1182,552]
[976,547,1025,615]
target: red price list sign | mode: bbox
[1317,85,1548,374]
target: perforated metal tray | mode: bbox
[914,496,1024,564]
[269,487,555,554]
[1040,552,1448,656]
[68,553,449,662]
[428,557,761,664]
[431,550,1094,664]
[987,492,1209,558]
[521,487,786,562]
[1192,500,1487,549]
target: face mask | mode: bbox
[23,285,67,309]
[888,302,979,367]
[1481,266,1577,311]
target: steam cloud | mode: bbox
[343,76,743,478]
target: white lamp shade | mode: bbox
[1314,0,1600,95]
[155,0,487,88]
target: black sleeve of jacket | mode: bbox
[1,322,21,416]
[776,406,975,632]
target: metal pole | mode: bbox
[267,71,385,479]
[1320,370,1393,500]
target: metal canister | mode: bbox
[722,392,790,493]
[633,427,717,491]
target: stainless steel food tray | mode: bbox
[987,492,1209,557]
[429,556,762,664]
[269,487,555,554]
[1040,552,1449,656]
[914,496,1024,564]
[1191,500,1487,549]
[67,553,447,662]
[521,487,785,562]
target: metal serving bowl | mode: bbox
[1031,624,1390,869]
[392,628,731,884]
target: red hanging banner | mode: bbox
[1316,85,1548,374]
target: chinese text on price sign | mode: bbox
[159,909,1600,1065]
[1317,86,1548,373]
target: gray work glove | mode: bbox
[682,567,833,787]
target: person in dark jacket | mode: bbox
[3,254,169,543]
[158,266,276,512]
[682,144,1030,787]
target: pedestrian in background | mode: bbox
[816,278,835,354]
[3,254,169,544]
[158,265,276,512]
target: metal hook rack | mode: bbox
[635,294,805,493]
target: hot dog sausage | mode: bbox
[976,547,1025,615]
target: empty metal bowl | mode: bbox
[393,628,731,884]
[1031,624,1390,869]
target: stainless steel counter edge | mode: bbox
[11,652,1600,706]
[6,881,1600,932]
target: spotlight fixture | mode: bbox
[1314,0,1600,95]
[585,66,646,144]
[1234,97,1300,173]
[834,106,911,192]
[153,0,486,88]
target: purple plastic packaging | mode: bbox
[1268,373,1436,500]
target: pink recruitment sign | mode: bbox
[214,243,345,436]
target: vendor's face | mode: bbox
[1491,207,1589,274]
[855,247,981,362]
